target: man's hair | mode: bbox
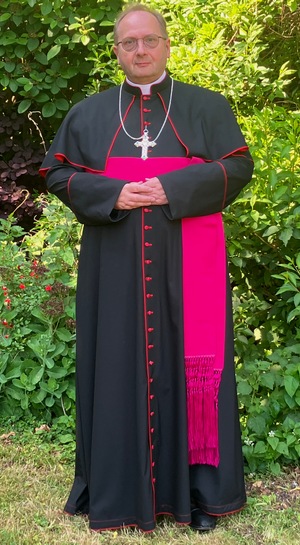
[114,3,168,43]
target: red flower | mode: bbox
[19,284,26,290]
[45,285,52,292]
[4,298,11,304]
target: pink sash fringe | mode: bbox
[102,156,226,467]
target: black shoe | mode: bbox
[190,508,216,532]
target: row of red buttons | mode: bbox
[143,206,156,485]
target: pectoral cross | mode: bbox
[135,127,156,160]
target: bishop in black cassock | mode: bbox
[40,4,253,533]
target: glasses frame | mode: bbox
[116,34,167,52]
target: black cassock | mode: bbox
[41,74,253,532]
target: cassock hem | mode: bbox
[64,507,191,533]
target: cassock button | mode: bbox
[152,478,156,483]
[145,277,152,282]
[150,411,155,416]
[145,259,152,264]
[147,311,154,315]
[146,293,153,298]
[149,360,154,365]
[148,344,154,349]
[151,428,154,433]
[152,462,155,467]
[142,96,150,100]
[144,242,152,247]
[144,225,152,230]
[151,445,155,450]
[148,327,154,332]
[150,394,155,400]
[149,378,154,383]
[143,108,151,112]
[143,208,152,213]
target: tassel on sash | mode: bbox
[185,356,222,467]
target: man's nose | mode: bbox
[136,38,147,53]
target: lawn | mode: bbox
[0,424,299,545]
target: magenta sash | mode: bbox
[102,156,226,466]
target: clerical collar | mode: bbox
[126,71,167,95]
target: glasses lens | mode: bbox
[122,38,137,51]
[144,35,159,48]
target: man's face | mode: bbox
[113,11,170,85]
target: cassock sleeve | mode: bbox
[158,93,254,219]
[45,164,129,225]
[40,98,130,226]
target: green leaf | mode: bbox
[31,389,47,404]
[254,441,266,454]
[54,98,69,111]
[45,396,55,407]
[247,416,266,435]
[27,38,39,51]
[267,436,279,450]
[17,99,31,114]
[9,80,18,92]
[0,75,9,87]
[263,225,280,237]
[99,20,114,26]
[15,45,26,58]
[276,442,289,457]
[47,44,61,61]
[5,387,24,400]
[4,61,15,73]
[260,372,275,390]
[81,35,90,46]
[35,52,48,65]
[35,92,50,103]
[56,328,73,342]
[28,366,44,385]
[0,373,7,385]
[237,381,252,395]
[284,375,299,398]
[21,394,29,410]
[0,13,11,23]
[42,102,56,118]
[269,462,281,475]
[47,367,68,379]
[41,1,52,16]
[59,433,74,444]
[279,227,293,246]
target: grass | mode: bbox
[0,423,299,545]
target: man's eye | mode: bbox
[124,39,135,47]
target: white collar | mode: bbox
[126,71,166,95]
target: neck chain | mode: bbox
[118,78,174,160]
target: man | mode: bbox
[40,3,253,533]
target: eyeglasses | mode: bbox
[116,34,167,52]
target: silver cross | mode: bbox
[134,128,156,160]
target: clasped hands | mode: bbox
[115,177,168,210]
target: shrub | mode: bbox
[0,196,80,423]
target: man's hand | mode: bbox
[143,177,168,205]
[115,182,154,210]
[115,178,168,210]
